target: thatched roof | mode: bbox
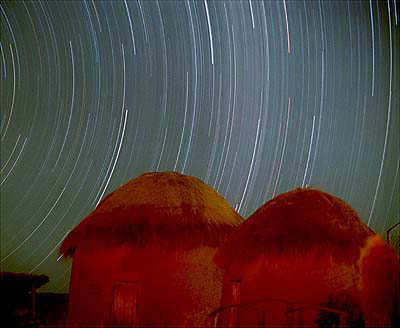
[60,172,243,257]
[214,188,375,269]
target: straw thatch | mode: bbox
[215,188,375,269]
[60,172,243,257]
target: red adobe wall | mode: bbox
[67,244,222,327]
[220,253,360,326]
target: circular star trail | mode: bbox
[1,1,399,292]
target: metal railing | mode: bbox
[208,299,350,328]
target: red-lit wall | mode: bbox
[219,253,361,327]
[67,243,222,327]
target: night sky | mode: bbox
[1,0,399,293]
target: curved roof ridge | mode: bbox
[60,171,243,257]
[214,188,375,269]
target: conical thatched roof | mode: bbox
[60,172,243,257]
[215,188,375,269]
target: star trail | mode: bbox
[1,1,399,293]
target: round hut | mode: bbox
[213,188,399,327]
[60,171,243,327]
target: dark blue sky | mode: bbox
[1,0,399,293]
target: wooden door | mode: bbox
[110,281,140,327]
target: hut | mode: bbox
[1,272,49,327]
[212,188,399,327]
[59,171,243,327]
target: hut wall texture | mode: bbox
[218,239,400,326]
[220,252,361,326]
[67,243,222,327]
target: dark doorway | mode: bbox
[110,281,140,327]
